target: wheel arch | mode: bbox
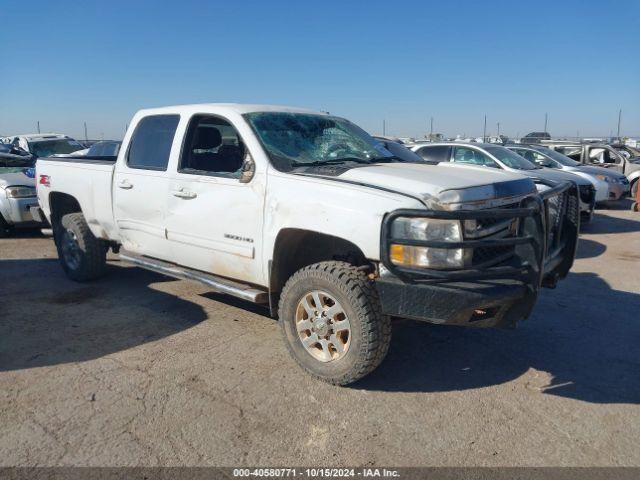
[48,192,82,230]
[268,228,371,315]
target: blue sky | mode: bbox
[1,0,638,140]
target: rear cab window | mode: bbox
[127,115,180,171]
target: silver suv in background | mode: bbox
[507,145,628,204]
[410,142,596,222]
[544,143,636,198]
[0,144,43,236]
[1,134,85,158]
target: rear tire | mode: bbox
[0,213,13,238]
[278,261,391,385]
[55,212,107,281]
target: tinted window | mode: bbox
[179,115,246,178]
[88,143,104,156]
[380,141,424,162]
[453,146,499,168]
[555,146,582,161]
[485,146,537,170]
[127,115,180,170]
[416,145,451,162]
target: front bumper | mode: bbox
[376,277,536,328]
[605,182,630,201]
[376,182,580,328]
[0,196,42,227]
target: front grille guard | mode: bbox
[380,181,580,288]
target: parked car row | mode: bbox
[0,144,38,237]
[0,135,122,235]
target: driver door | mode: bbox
[165,114,266,286]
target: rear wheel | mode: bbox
[278,261,391,385]
[55,212,107,281]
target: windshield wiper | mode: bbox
[291,157,372,167]
[370,155,407,163]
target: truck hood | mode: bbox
[0,169,36,189]
[332,162,536,208]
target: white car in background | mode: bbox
[410,142,597,222]
[2,134,85,158]
[506,145,626,204]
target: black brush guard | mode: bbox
[377,181,580,328]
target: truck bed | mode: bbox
[36,156,117,240]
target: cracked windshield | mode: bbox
[245,112,394,171]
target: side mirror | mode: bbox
[239,152,256,183]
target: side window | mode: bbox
[89,143,103,156]
[532,151,557,168]
[416,145,451,162]
[556,146,581,161]
[127,115,180,171]
[453,147,499,168]
[179,115,246,178]
[587,148,621,165]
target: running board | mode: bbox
[119,251,269,304]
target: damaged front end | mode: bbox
[376,180,580,328]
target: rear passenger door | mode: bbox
[113,114,180,260]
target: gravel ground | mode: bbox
[1,207,639,467]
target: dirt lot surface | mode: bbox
[1,207,639,467]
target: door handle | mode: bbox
[172,188,197,199]
[117,180,133,189]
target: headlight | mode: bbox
[389,217,464,269]
[595,174,625,184]
[5,186,36,198]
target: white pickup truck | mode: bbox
[34,104,580,385]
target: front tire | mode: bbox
[278,261,391,385]
[55,212,107,281]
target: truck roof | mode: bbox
[136,103,327,117]
[8,133,70,142]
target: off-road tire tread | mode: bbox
[56,212,107,281]
[279,261,391,385]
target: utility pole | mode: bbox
[617,109,622,138]
[383,119,386,136]
[84,122,88,142]
[430,117,433,137]
[483,115,487,142]
[497,122,500,137]
[37,121,40,133]
[544,113,548,133]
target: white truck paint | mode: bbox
[35,104,579,385]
